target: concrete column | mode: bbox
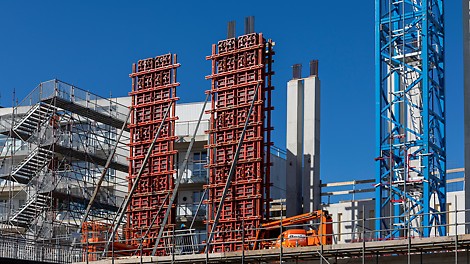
[303,75,321,213]
[463,0,470,233]
[286,79,304,217]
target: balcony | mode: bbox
[176,203,206,221]
[176,162,208,185]
[175,120,209,138]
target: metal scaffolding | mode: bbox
[0,79,130,245]
[375,0,446,238]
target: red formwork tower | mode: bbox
[205,33,274,252]
[126,53,179,255]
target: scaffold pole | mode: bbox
[151,93,210,256]
[102,101,173,256]
[74,106,133,245]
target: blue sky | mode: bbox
[0,1,464,183]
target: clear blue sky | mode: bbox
[0,1,464,183]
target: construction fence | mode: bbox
[79,207,468,262]
[0,232,82,263]
[0,205,467,263]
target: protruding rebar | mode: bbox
[227,21,236,39]
[292,64,302,79]
[244,16,255,34]
[310,59,319,76]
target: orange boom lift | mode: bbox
[254,210,333,249]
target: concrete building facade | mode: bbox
[0,84,288,246]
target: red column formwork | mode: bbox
[205,33,274,252]
[126,54,179,255]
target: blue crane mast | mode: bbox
[375,0,446,238]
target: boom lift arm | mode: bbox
[254,210,333,249]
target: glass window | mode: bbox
[0,199,7,215]
[192,151,207,179]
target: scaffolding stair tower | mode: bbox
[9,193,51,228]
[0,147,54,184]
[0,79,131,244]
[12,102,57,141]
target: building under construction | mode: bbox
[2,0,470,263]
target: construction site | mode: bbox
[0,0,470,263]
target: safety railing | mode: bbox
[0,115,13,134]
[175,160,208,184]
[270,145,287,159]
[176,203,207,219]
[175,120,209,137]
[16,79,129,123]
[76,207,470,263]
[0,131,129,173]
[0,232,82,263]
[320,168,465,204]
[52,130,129,168]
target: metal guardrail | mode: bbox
[17,80,129,123]
[0,233,82,263]
[175,120,209,137]
[163,229,201,255]
[76,207,469,263]
[0,199,466,263]
[320,168,465,204]
[270,145,286,159]
[176,203,207,219]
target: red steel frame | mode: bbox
[126,54,179,255]
[205,33,274,252]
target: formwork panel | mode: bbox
[205,33,274,252]
[126,53,179,255]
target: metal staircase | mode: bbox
[0,80,131,244]
[2,147,54,184]
[9,193,50,228]
[12,102,57,141]
[0,101,57,228]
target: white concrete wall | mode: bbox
[175,102,210,142]
[303,76,321,213]
[323,199,375,243]
[175,102,210,125]
[270,153,287,200]
[286,79,304,217]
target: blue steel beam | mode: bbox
[375,0,446,238]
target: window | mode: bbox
[0,136,7,156]
[0,199,7,215]
[192,151,207,179]
[192,191,204,203]
[192,191,207,216]
[193,151,207,163]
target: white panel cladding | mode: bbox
[286,79,304,217]
[303,76,321,213]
